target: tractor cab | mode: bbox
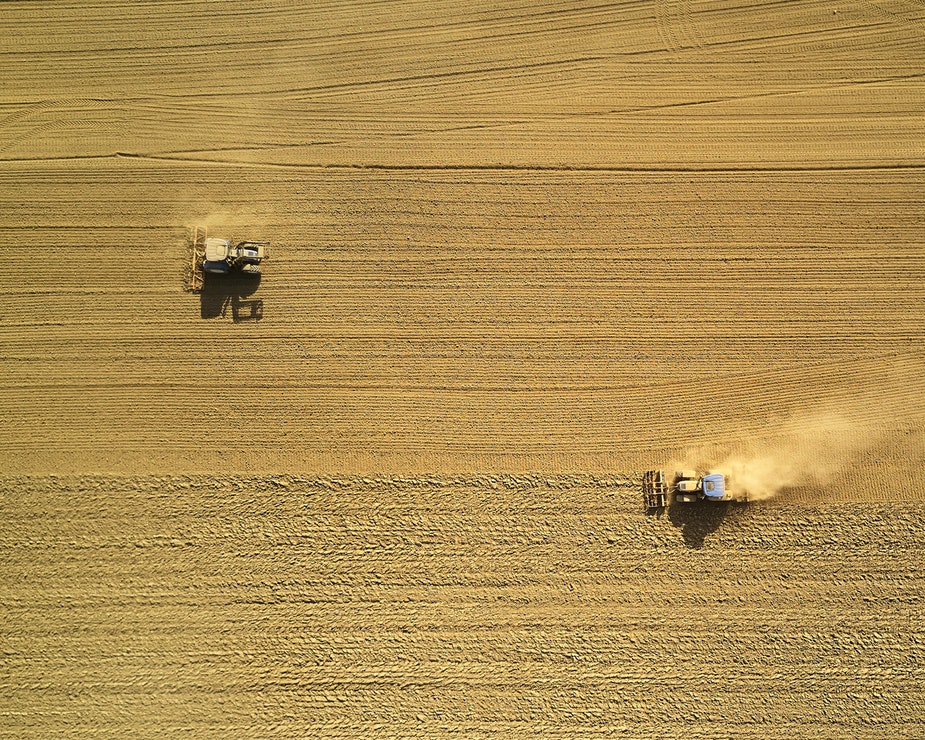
[236,243,264,262]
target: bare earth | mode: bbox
[1,1,923,737]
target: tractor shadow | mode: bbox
[200,273,264,322]
[667,501,748,549]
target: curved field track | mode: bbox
[1,1,923,481]
[1,164,923,482]
[1,0,924,736]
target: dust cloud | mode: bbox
[187,210,262,231]
[671,410,887,501]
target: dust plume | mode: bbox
[672,410,886,501]
[187,209,262,232]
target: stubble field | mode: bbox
[1,0,924,737]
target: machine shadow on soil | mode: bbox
[643,469,752,548]
[668,501,748,549]
[200,272,264,323]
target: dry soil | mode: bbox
[1,1,923,737]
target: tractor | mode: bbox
[187,226,268,291]
[642,469,748,510]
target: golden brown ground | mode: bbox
[3,475,924,738]
[1,0,923,736]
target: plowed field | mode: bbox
[3,475,925,738]
[1,0,924,737]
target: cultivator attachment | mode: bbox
[187,226,206,292]
[642,469,669,510]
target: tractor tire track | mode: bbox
[0,1,923,734]
[1,475,923,737]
